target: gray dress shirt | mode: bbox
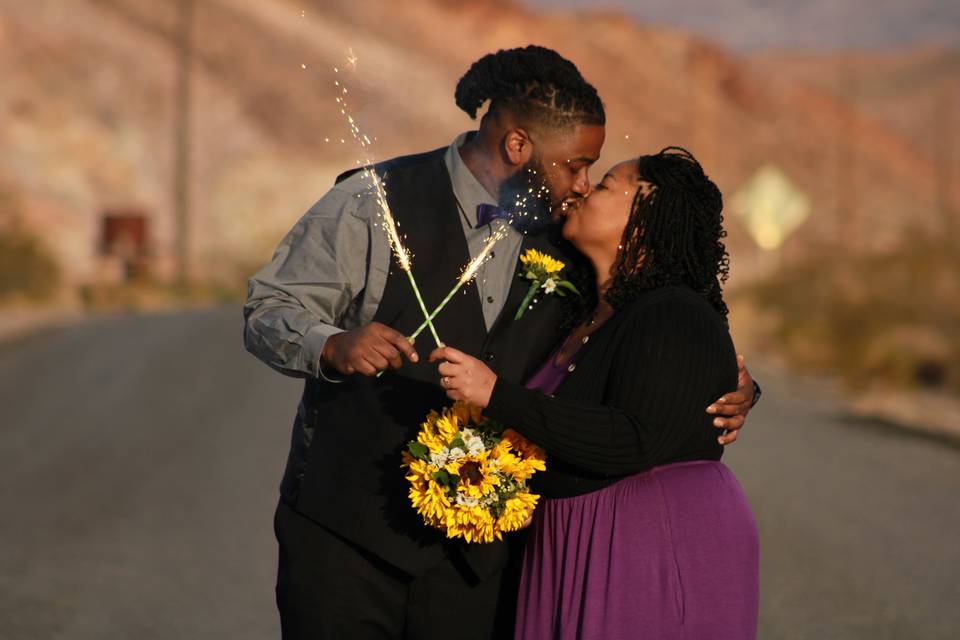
[244,132,523,379]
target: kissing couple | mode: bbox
[245,45,760,640]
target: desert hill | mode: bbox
[0,0,954,288]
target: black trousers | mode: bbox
[274,500,520,640]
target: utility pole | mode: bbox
[934,86,955,242]
[836,74,859,250]
[174,0,194,287]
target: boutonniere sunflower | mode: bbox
[514,249,580,320]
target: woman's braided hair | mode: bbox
[606,147,730,318]
[455,45,605,129]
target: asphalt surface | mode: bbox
[1,307,958,639]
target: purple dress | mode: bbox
[517,351,759,640]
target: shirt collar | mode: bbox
[444,131,499,228]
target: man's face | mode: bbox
[499,123,606,230]
[538,123,606,219]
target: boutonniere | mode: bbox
[514,249,580,320]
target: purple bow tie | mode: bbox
[476,203,508,227]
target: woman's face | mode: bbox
[561,160,641,257]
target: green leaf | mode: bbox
[407,442,430,461]
[449,435,465,451]
[477,418,504,440]
[431,469,453,486]
[557,280,581,296]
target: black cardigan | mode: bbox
[486,285,738,498]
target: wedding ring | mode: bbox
[441,376,451,388]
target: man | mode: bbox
[244,45,756,640]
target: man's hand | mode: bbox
[321,322,419,377]
[706,354,756,446]
[428,346,497,408]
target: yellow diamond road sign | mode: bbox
[732,165,810,251]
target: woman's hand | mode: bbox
[428,346,498,408]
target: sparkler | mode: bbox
[328,64,443,347]
[406,170,554,342]
[320,46,564,359]
[407,226,508,341]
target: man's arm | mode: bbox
[243,186,366,379]
[243,183,417,379]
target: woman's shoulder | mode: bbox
[618,285,719,319]
[610,287,731,355]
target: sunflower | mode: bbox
[499,492,540,532]
[415,411,446,454]
[450,401,484,426]
[520,248,565,275]
[440,445,484,476]
[406,460,450,526]
[490,438,520,465]
[456,457,501,499]
[446,505,498,544]
[500,429,547,481]
[434,413,460,442]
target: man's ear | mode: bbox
[503,128,533,167]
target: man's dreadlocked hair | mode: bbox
[606,147,730,318]
[455,45,605,130]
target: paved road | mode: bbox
[1,308,958,639]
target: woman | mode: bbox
[429,148,759,639]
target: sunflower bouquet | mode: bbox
[403,401,546,543]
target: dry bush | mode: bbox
[741,229,960,394]
[0,189,61,303]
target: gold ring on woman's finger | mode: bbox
[441,376,451,388]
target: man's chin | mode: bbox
[510,209,555,233]
[554,199,581,219]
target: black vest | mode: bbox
[280,147,574,577]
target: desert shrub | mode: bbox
[741,230,960,394]
[0,224,61,302]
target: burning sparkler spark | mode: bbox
[331,61,441,348]
[322,42,566,358]
[459,228,504,285]
[400,140,570,358]
[407,225,507,342]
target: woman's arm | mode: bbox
[432,294,734,476]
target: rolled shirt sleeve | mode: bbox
[243,175,388,378]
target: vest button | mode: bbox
[567,363,576,372]
[484,352,495,361]
[486,296,494,304]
